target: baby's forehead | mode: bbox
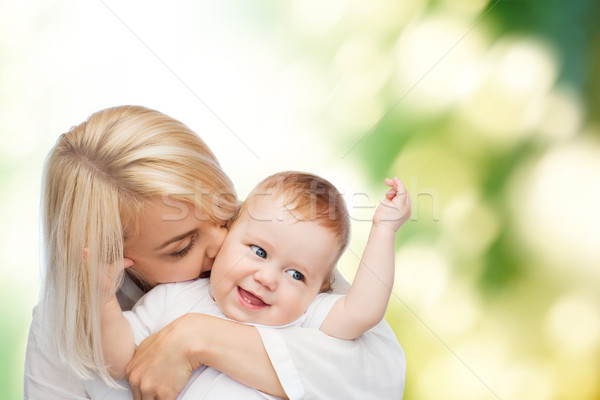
[236,192,342,244]
[239,193,294,221]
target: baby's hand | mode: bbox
[373,177,411,232]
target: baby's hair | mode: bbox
[239,171,350,291]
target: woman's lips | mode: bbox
[237,287,269,310]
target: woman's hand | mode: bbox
[126,313,287,399]
[126,314,198,400]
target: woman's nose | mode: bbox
[206,224,227,260]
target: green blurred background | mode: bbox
[2,1,599,399]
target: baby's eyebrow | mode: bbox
[246,233,274,252]
[155,228,196,250]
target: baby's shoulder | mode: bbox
[163,277,212,298]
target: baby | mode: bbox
[101,171,411,396]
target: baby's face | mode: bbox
[210,195,339,326]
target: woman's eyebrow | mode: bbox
[155,228,197,251]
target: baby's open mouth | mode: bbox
[237,287,269,309]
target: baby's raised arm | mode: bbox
[320,177,411,339]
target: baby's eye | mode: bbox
[251,245,267,259]
[286,269,304,281]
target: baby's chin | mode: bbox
[259,313,303,327]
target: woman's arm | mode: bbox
[126,280,405,400]
[126,313,287,400]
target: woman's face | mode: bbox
[124,197,227,287]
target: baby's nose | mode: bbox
[254,267,278,291]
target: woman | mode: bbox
[24,105,406,399]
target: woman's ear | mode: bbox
[124,257,135,269]
[84,248,134,268]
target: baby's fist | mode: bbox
[373,177,411,231]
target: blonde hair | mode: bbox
[40,105,237,381]
[239,171,350,291]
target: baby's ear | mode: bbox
[224,214,238,229]
[82,248,89,260]
[124,257,135,269]
[319,274,334,293]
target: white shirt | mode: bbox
[86,278,343,399]
[24,270,406,399]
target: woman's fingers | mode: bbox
[126,318,192,400]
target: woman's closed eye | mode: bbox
[286,269,304,281]
[170,236,196,258]
[251,245,267,259]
